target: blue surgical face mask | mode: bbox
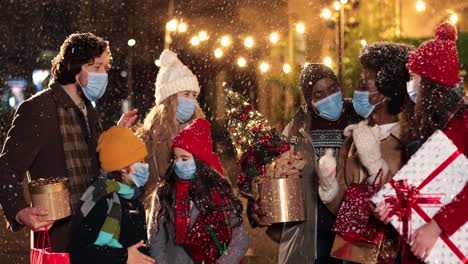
[174,159,196,180]
[129,162,150,187]
[352,90,381,118]
[76,69,108,102]
[312,91,343,121]
[176,96,196,123]
[406,79,418,103]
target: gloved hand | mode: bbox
[318,149,338,202]
[351,121,385,180]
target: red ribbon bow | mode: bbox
[385,179,444,241]
[384,150,467,262]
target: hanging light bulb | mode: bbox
[321,8,332,20]
[415,1,426,12]
[214,48,223,58]
[166,19,178,32]
[283,64,292,73]
[244,36,254,48]
[199,31,209,41]
[259,62,270,73]
[295,23,305,34]
[323,56,333,67]
[220,35,231,47]
[190,36,200,46]
[269,32,279,44]
[237,57,247,68]
[178,22,187,33]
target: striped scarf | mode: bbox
[80,178,140,248]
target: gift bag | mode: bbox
[332,171,384,245]
[30,230,70,264]
[331,234,380,263]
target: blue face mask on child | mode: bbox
[76,69,108,102]
[176,96,196,123]
[312,91,343,121]
[174,159,196,180]
[129,162,150,187]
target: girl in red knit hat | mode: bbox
[148,118,249,264]
[392,22,468,261]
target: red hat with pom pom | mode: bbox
[407,22,459,87]
[172,118,224,175]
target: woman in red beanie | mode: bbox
[400,22,468,261]
[148,118,249,264]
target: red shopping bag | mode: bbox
[332,170,384,245]
[30,230,70,264]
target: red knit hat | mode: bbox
[172,118,224,175]
[406,22,459,87]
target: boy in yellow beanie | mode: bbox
[70,126,155,264]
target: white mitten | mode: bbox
[318,149,339,202]
[352,121,384,177]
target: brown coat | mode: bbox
[325,124,403,215]
[0,83,101,251]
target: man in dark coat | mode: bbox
[0,32,137,252]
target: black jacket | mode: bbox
[70,195,149,264]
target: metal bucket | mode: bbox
[258,177,305,224]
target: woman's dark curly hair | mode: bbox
[414,78,460,141]
[51,32,111,85]
[359,42,414,115]
[157,157,243,239]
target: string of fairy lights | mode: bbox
[157,17,313,75]
[125,0,460,74]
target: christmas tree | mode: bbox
[224,84,290,193]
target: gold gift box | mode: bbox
[258,177,305,224]
[29,178,71,221]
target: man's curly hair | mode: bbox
[359,42,414,115]
[51,32,111,85]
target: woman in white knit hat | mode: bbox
[138,50,205,207]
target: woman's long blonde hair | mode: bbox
[138,93,205,146]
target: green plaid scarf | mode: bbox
[80,178,140,248]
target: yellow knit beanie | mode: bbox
[97,126,148,173]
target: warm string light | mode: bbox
[449,12,458,25]
[166,19,178,32]
[415,0,426,13]
[269,32,279,44]
[323,56,333,67]
[244,36,255,48]
[321,8,332,20]
[295,23,305,34]
[164,19,319,74]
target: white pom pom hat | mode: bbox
[154,50,200,105]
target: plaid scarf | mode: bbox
[57,106,98,212]
[80,178,140,248]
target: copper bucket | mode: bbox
[258,177,305,224]
[29,178,71,221]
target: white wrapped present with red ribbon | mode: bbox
[371,130,468,263]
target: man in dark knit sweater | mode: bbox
[250,64,361,264]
